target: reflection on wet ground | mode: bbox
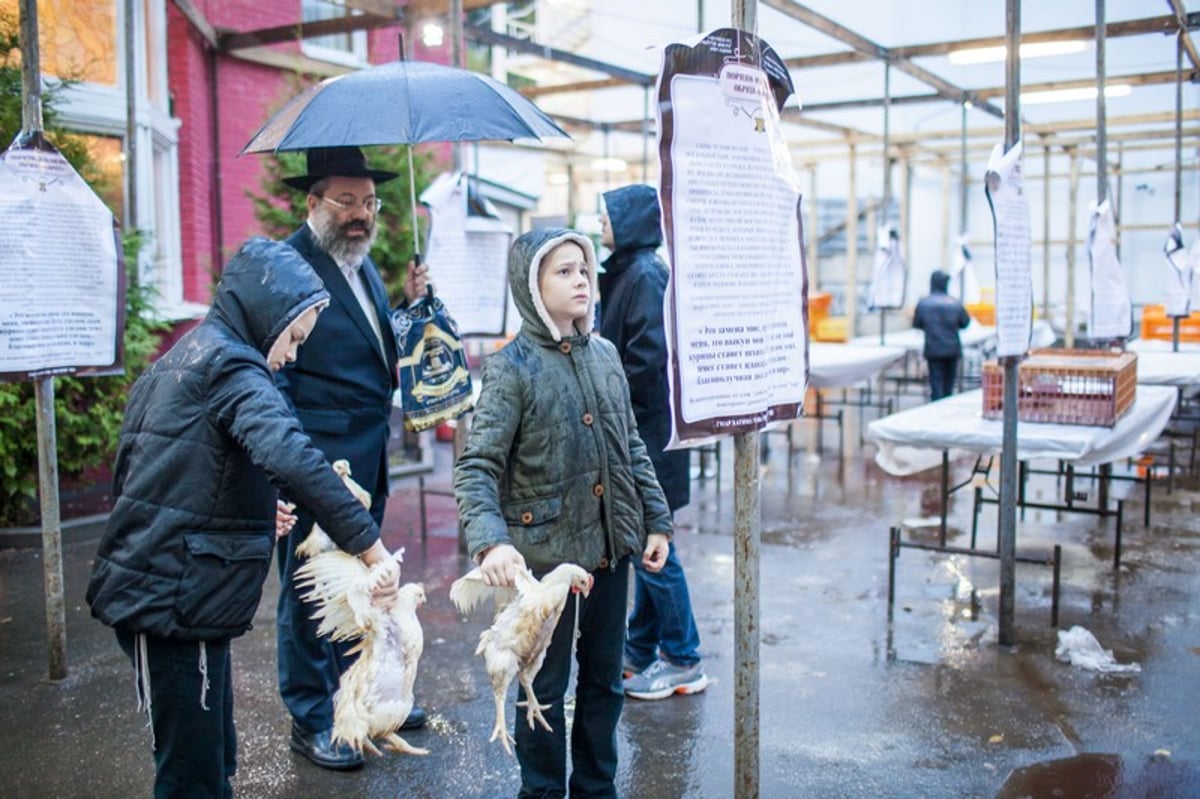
[1,408,1198,797]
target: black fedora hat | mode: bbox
[283,146,398,192]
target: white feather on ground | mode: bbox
[449,563,593,756]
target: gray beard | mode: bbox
[311,207,378,266]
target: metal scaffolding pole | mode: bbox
[19,0,68,681]
[730,2,761,793]
[997,0,1021,648]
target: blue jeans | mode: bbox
[516,558,628,799]
[116,629,235,799]
[625,539,701,669]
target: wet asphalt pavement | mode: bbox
[1,409,1198,798]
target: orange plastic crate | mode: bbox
[965,302,995,326]
[1140,304,1200,342]
[981,348,1137,427]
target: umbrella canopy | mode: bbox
[242,60,569,153]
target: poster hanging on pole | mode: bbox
[419,171,512,336]
[1161,223,1193,318]
[868,227,905,310]
[984,141,1033,358]
[657,28,808,447]
[0,132,123,381]
[1086,198,1131,340]
[949,234,982,305]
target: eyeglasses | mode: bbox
[320,194,383,213]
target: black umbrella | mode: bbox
[242,59,569,253]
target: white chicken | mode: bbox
[449,563,593,756]
[292,460,428,758]
[293,458,372,560]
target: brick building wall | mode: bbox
[164,1,444,307]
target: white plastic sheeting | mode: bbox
[1055,625,1141,674]
[1130,352,1200,389]
[867,384,1177,476]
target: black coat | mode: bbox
[276,225,401,519]
[913,271,971,360]
[87,239,381,641]
[598,185,689,513]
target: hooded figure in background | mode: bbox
[87,238,399,798]
[598,184,708,702]
[912,268,971,401]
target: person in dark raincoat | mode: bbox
[597,184,707,701]
[87,238,400,798]
[912,269,971,401]
[455,227,672,798]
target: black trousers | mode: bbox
[927,356,959,401]
[516,557,629,799]
[117,629,235,799]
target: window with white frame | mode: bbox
[301,0,368,67]
[28,0,187,319]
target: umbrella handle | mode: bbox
[412,251,434,302]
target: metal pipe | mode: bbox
[1043,143,1052,319]
[1096,0,1107,205]
[846,141,859,337]
[882,62,892,230]
[1066,147,1081,348]
[960,101,968,236]
[998,0,1021,649]
[729,5,759,796]
[1176,30,1184,223]
[125,0,138,236]
[19,0,67,682]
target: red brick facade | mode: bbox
[165,1,444,306]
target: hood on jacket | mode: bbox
[602,184,663,256]
[929,269,951,294]
[508,227,600,343]
[209,237,330,356]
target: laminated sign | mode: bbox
[657,27,809,447]
[392,295,473,432]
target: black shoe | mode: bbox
[399,705,427,731]
[289,723,364,770]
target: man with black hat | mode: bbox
[275,146,430,770]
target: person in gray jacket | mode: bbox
[454,227,671,798]
[87,238,399,798]
[912,269,971,401]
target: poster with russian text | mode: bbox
[1087,198,1131,340]
[657,28,808,447]
[0,133,123,381]
[868,227,905,310]
[984,141,1032,358]
[1162,223,1193,318]
[420,172,512,336]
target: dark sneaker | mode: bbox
[399,705,427,731]
[623,658,708,700]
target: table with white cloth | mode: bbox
[1127,350,1200,477]
[867,384,1178,624]
[763,343,908,460]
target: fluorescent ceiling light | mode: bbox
[591,158,628,173]
[948,40,1089,66]
[1020,83,1132,105]
[421,22,444,48]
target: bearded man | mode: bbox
[275,146,430,771]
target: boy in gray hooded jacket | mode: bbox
[455,227,671,797]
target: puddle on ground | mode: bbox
[997,752,1200,798]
